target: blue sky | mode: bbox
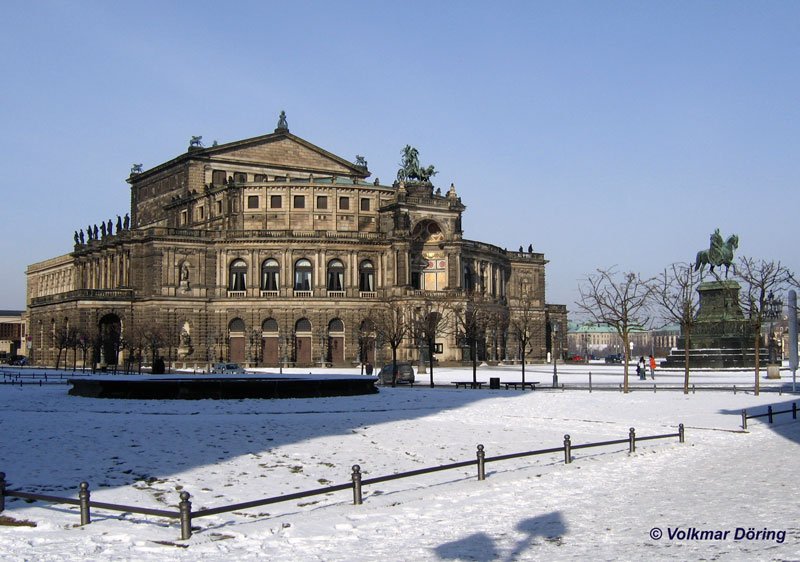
[2,1,798,310]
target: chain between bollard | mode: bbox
[563,435,572,464]
[351,465,363,505]
[476,445,485,481]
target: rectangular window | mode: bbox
[180,209,188,225]
[233,172,247,183]
[216,200,223,215]
[247,195,259,209]
[339,196,350,210]
[360,198,370,211]
[294,195,305,209]
[270,195,282,208]
[197,206,205,220]
[212,170,226,185]
[317,195,328,209]
[254,174,267,182]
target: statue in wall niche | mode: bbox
[178,323,193,358]
[179,263,191,291]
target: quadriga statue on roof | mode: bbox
[397,145,437,185]
[695,228,739,277]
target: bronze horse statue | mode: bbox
[695,229,738,277]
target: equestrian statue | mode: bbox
[694,228,739,277]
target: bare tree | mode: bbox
[576,268,654,393]
[410,298,454,388]
[509,287,540,386]
[654,262,701,394]
[454,292,493,386]
[368,302,410,387]
[735,256,793,395]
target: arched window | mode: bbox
[294,259,313,291]
[464,264,475,292]
[261,259,280,291]
[328,318,344,333]
[262,318,279,333]
[229,318,245,333]
[229,259,247,291]
[359,260,375,292]
[295,318,312,333]
[327,259,344,291]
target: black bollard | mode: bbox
[741,409,748,430]
[179,491,192,540]
[563,435,572,464]
[768,405,773,424]
[476,445,486,481]
[79,482,91,525]
[628,428,636,453]
[351,465,363,505]
[0,471,5,512]
[678,423,685,443]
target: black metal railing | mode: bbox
[741,402,798,429]
[0,424,685,541]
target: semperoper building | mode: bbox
[26,114,566,369]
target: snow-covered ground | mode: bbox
[0,364,798,561]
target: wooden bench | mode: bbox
[453,381,486,389]
[501,381,540,390]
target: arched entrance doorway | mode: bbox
[328,318,345,365]
[97,313,121,368]
[229,318,245,363]
[261,318,279,366]
[295,318,312,366]
[410,220,448,291]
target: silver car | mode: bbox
[378,363,415,385]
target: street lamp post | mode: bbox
[764,292,783,365]
[552,322,559,388]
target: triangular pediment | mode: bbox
[202,131,368,178]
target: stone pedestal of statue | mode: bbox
[661,281,766,369]
[766,365,781,379]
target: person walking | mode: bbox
[648,355,657,380]
[637,356,646,380]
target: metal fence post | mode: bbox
[563,435,572,464]
[79,482,91,525]
[0,472,5,513]
[179,491,192,540]
[477,445,486,480]
[742,409,747,429]
[678,423,685,443]
[351,465,362,505]
[768,405,773,424]
[628,428,636,453]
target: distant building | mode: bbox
[567,322,678,358]
[26,115,566,369]
[0,310,25,359]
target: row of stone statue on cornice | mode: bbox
[74,214,130,246]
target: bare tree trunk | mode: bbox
[754,330,761,396]
[622,334,630,393]
[683,326,691,395]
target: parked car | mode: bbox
[604,354,623,364]
[377,362,415,385]
[210,362,245,374]
[569,354,584,362]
